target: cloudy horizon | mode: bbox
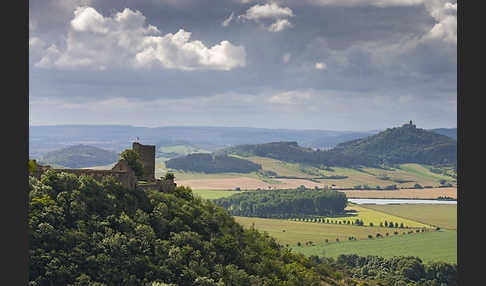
[29,0,457,131]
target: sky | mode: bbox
[29,0,457,131]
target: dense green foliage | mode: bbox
[29,159,37,173]
[165,153,261,173]
[219,125,456,168]
[39,144,119,168]
[29,171,344,286]
[213,189,347,218]
[334,254,457,285]
[120,149,144,178]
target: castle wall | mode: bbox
[31,142,158,190]
[136,179,176,193]
[31,165,136,189]
[132,142,155,181]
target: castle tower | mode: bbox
[132,142,155,181]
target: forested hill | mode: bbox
[327,124,457,166]
[38,144,119,168]
[29,170,348,285]
[219,124,456,167]
[165,153,262,173]
[216,141,313,161]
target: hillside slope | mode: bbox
[327,124,456,166]
[38,144,119,168]
[219,123,456,168]
[29,170,347,285]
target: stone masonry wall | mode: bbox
[132,142,155,182]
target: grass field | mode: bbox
[234,216,414,246]
[234,209,434,245]
[360,204,457,230]
[292,230,457,264]
[340,187,456,199]
[192,189,242,200]
[165,156,456,191]
[324,203,434,229]
[398,164,456,183]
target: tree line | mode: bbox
[332,254,457,285]
[213,189,347,218]
[165,153,261,173]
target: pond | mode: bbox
[348,198,457,205]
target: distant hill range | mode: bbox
[29,125,378,158]
[29,124,456,160]
[178,122,457,170]
[38,144,120,168]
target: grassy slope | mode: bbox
[192,189,242,200]
[360,204,457,230]
[158,153,457,190]
[234,216,402,246]
[328,204,433,229]
[293,230,457,264]
[233,203,456,264]
[398,164,455,182]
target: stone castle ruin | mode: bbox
[31,142,175,192]
[132,142,155,182]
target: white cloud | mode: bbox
[222,12,234,27]
[33,6,246,71]
[240,3,295,20]
[238,2,295,32]
[315,62,326,70]
[422,0,457,44]
[267,18,293,32]
[135,30,247,71]
[70,6,108,33]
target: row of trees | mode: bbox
[213,189,347,218]
[289,217,421,229]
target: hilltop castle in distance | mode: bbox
[403,120,416,128]
[32,142,175,192]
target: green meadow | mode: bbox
[192,189,242,200]
[293,229,457,264]
[233,202,457,264]
[317,203,434,229]
[234,216,403,246]
[360,204,457,230]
